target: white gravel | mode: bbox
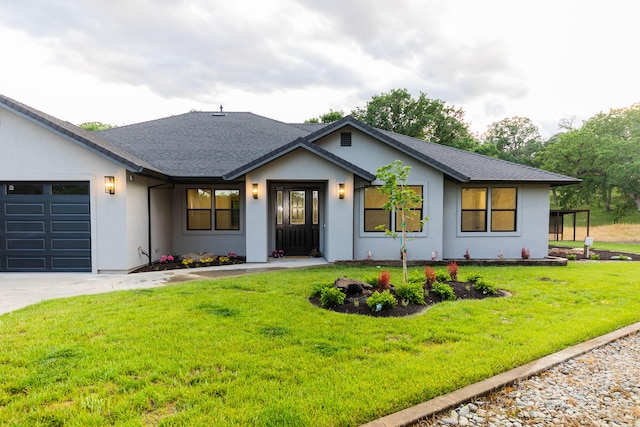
[417,332,640,426]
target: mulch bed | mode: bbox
[548,247,640,261]
[309,281,506,317]
[131,257,246,273]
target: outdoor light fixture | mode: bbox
[338,183,345,199]
[105,176,115,195]
[252,183,259,199]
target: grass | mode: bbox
[550,240,640,254]
[1,264,640,426]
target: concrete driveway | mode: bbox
[0,258,328,315]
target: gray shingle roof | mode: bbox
[2,93,579,186]
[0,94,164,177]
[98,112,313,178]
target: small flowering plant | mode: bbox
[159,255,174,263]
[271,249,285,258]
[227,251,238,259]
[182,258,193,266]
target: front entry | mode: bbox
[274,184,321,256]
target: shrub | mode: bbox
[424,266,436,286]
[377,270,391,292]
[408,271,425,285]
[366,290,398,311]
[590,253,600,260]
[446,261,459,281]
[320,287,345,307]
[567,253,577,260]
[466,273,483,283]
[364,275,378,287]
[473,278,498,295]
[395,282,425,305]
[310,282,334,298]
[431,282,456,301]
[436,270,449,283]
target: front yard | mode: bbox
[1,263,639,426]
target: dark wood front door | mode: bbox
[274,185,320,256]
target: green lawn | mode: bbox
[1,264,639,426]
[550,240,640,254]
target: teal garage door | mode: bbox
[0,182,91,272]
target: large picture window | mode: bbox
[215,190,240,230]
[187,188,212,230]
[364,186,424,233]
[461,187,517,232]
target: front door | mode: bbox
[274,185,320,256]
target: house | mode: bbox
[0,94,579,273]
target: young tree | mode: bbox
[375,160,427,284]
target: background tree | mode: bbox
[304,109,344,124]
[541,103,640,211]
[482,117,544,166]
[352,88,479,150]
[79,122,116,131]
[375,160,427,284]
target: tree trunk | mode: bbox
[631,192,640,211]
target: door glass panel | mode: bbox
[312,190,318,225]
[276,190,283,225]
[290,190,305,225]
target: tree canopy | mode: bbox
[79,122,116,131]
[482,116,544,167]
[541,104,640,211]
[304,110,344,124]
[351,89,479,150]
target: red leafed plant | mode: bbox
[446,261,459,281]
[377,270,391,292]
[424,266,436,287]
[521,247,530,259]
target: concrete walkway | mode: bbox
[0,257,329,315]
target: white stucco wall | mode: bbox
[0,107,134,272]
[245,148,354,262]
[314,128,445,261]
[170,184,246,258]
[442,181,551,259]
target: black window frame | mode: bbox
[186,188,212,231]
[214,189,240,231]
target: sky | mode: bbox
[0,0,638,139]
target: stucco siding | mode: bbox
[443,181,550,259]
[0,107,131,272]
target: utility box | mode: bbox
[584,236,594,257]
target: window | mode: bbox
[215,190,240,230]
[7,183,43,195]
[461,188,487,232]
[364,186,423,232]
[187,188,212,230]
[491,188,517,231]
[394,186,423,232]
[461,187,517,232]
[364,187,390,232]
[52,183,89,195]
[340,132,352,147]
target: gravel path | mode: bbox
[417,332,640,426]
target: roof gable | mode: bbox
[0,94,165,177]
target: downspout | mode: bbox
[147,182,174,267]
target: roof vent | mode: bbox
[212,105,226,117]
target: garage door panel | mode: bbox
[6,221,46,233]
[7,238,46,250]
[52,257,92,269]
[52,238,91,250]
[5,203,45,215]
[6,257,47,270]
[1,181,92,272]
[51,203,90,215]
[51,221,90,233]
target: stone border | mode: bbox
[360,321,640,427]
[335,257,567,268]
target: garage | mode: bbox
[0,182,91,272]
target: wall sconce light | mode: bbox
[252,183,259,199]
[105,176,115,195]
[338,183,345,199]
